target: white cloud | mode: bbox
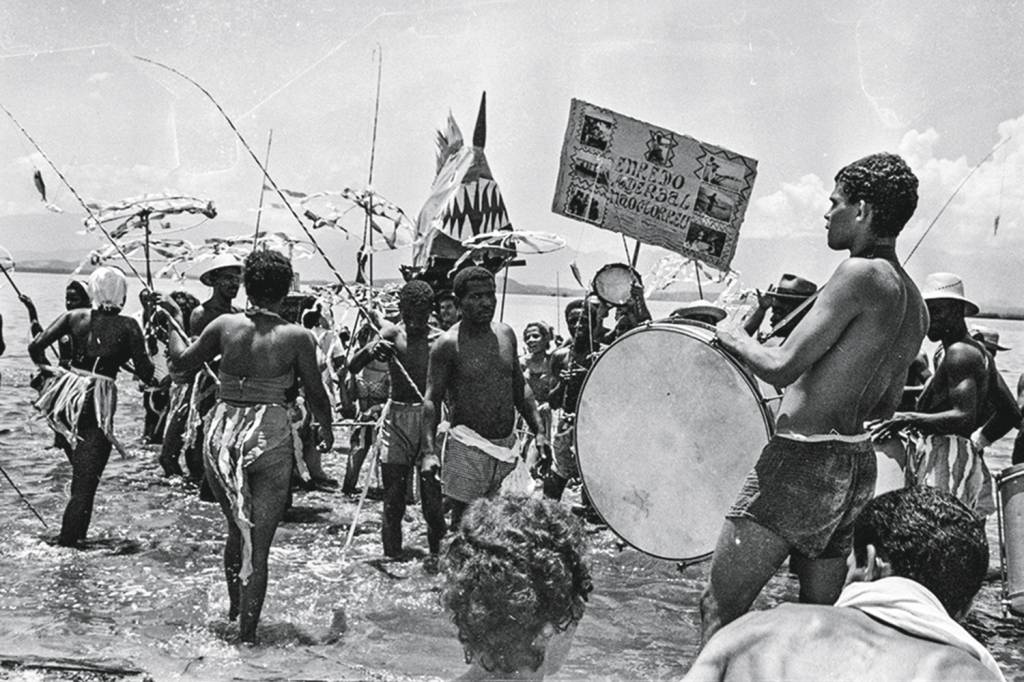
[899,115,1024,249]
[86,71,112,83]
[742,113,1024,249]
[744,173,828,239]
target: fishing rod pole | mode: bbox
[0,464,48,528]
[135,56,427,402]
[0,261,25,297]
[904,135,1013,265]
[252,129,274,251]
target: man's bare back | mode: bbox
[685,604,998,682]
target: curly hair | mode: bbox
[442,495,593,674]
[834,152,919,238]
[399,280,435,312]
[243,249,293,304]
[453,266,495,299]
[854,486,988,617]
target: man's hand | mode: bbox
[371,339,396,362]
[871,412,919,441]
[532,435,552,479]
[715,326,751,356]
[316,424,335,452]
[18,293,37,315]
[420,452,441,478]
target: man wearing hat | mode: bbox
[670,300,728,326]
[159,253,242,487]
[873,272,1020,514]
[742,273,818,341]
[192,253,243,335]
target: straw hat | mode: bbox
[766,273,817,300]
[199,253,243,286]
[670,300,727,324]
[921,272,979,317]
[970,325,1010,352]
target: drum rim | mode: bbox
[997,463,1024,482]
[572,320,775,561]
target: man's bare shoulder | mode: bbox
[690,604,1000,682]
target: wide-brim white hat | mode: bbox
[921,272,979,317]
[198,253,243,286]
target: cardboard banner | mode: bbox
[552,99,758,271]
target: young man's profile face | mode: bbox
[824,183,860,251]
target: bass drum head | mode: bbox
[575,323,772,561]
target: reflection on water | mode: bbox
[0,273,1022,679]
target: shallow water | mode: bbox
[0,273,1022,680]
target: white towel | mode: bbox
[835,576,1004,681]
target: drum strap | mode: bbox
[760,288,821,342]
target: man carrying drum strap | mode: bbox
[702,153,928,643]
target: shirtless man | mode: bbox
[874,273,1020,513]
[703,153,928,641]
[161,254,242,485]
[348,280,446,562]
[685,486,1004,681]
[422,266,547,528]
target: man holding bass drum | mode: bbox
[701,152,928,642]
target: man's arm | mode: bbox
[293,328,334,451]
[28,312,71,365]
[165,308,222,373]
[978,367,1022,445]
[876,344,983,438]
[125,316,156,383]
[19,295,43,337]
[348,326,393,374]
[718,260,868,387]
[422,334,455,464]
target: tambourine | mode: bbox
[592,263,640,307]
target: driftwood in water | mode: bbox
[0,653,147,678]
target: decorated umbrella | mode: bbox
[79,193,217,285]
[155,231,316,280]
[296,188,417,253]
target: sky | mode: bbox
[2,0,1023,306]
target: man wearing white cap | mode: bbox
[160,254,242,486]
[873,273,1020,514]
[191,253,243,335]
[704,152,928,642]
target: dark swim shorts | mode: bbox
[726,434,877,559]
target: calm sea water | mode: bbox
[0,271,1021,680]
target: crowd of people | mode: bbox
[2,151,1020,678]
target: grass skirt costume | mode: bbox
[34,365,128,459]
[203,369,309,585]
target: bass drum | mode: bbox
[575,321,774,561]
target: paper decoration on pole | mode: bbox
[81,193,217,239]
[295,188,417,252]
[552,99,758,271]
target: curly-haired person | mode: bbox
[162,249,334,644]
[442,495,592,679]
[348,279,447,566]
[706,153,929,641]
[685,486,1004,681]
